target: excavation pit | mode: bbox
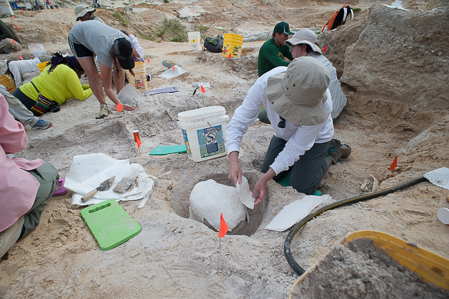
[171,172,268,236]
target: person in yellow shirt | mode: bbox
[12,53,92,116]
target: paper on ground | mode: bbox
[236,176,254,209]
[424,167,449,191]
[265,195,330,231]
[158,65,187,78]
[383,0,409,10]
[65,153,154,207]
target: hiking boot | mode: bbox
[31,119,52,130]
[96,104,108,119]
[327,139,351,164]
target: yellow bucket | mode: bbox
[222,33,244,58]
[289,230,449,298]
[37,61,49,72]
[125,62,148,93]
[0,74,16,93]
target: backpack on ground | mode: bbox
[204,35,223,53]
[322,5,354,32]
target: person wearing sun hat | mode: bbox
[227,57,350,204]
[68,21,136,119]
[286,29,347,119]
[257,21,295,77]
[74,4,105,23]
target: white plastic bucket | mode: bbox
[177,106,229,162]
[188,32,202,51]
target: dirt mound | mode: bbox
[342,5,449,110]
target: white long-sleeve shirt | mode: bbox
[8,57,41,87]
[129,34,144,62]
[226,66,334,175]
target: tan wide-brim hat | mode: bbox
[266,57,331,126]
[286,29,322,54]
[75,5,95,21]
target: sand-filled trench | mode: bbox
[1,2,449,298]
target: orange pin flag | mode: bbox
[147,58,150,63]
[389,155,398,171]
[11,15,15,19]
[200,85,205,93]
[323,45,327,52]
[12,39,15,44]
[21,8,24,11]
[172,65,175,71]
[133,130,141,148]
[15,25,18,29]
[116,102,123,113]
[228,52,232,59]
[218,213,229,238]
[18,54,23,60]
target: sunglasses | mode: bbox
[278,116,286,129]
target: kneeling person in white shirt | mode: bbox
[226,57,349,205]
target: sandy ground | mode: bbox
[1,1,449,298]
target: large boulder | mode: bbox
[341,5,449,110]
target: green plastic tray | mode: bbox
[149,144,187,155]
[80,199,141,250]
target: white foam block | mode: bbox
[189,179,246,231]
[265,195,329,231]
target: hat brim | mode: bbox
[287,39,322,54]
[275,30,294,35]
[266,72,328,126]
[117,57,135,70]
[76,8,95,21]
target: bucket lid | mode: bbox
[178,106,226,122]
[438,208,449,225]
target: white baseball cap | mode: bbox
[286,29,322,54]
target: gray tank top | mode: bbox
[69,21,129,68]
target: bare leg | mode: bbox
[99,62,119,106]
[77,57,106,105]
[113,66,125,95]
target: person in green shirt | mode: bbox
[12,53,93,116]
[257,21,294,77]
